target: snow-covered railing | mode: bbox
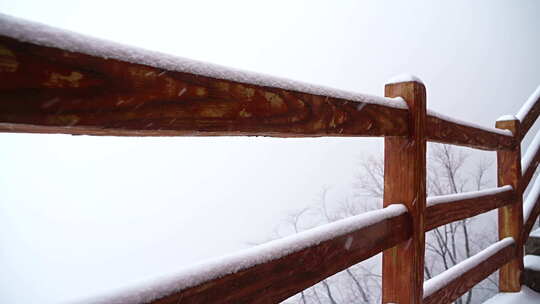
[517,85,540,140]
[0,13,410,139]
[82,205,410,304]
[0,14,515,152]
[423,238,516,304]
[425,186,514,231]
[1,13,540,304]
[426,110,515,151]
[524,177,540,240]
[519,84,540,241]
[522,128,540,191]
[419,83,540,303]
[420,83,540,302]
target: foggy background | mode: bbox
[1,0,540,303]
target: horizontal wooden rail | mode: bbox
[423,238,516,304]
[0,15,517,154]
[2,14,540,304]
[523,177,540,240]
[517,85,540,140]
[85,205,410,304]
[0,31,409,137]
[426,111,515,151]
[521,130,540,191]
[425,186,514,231]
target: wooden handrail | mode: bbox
[89,205,410,304]
[423,238,516,304]
[521,130,540,191]
[519,84,540,240]
[523,177,540,239]
[0,34,410,138]
[2,14,540,304]
[426,111,515,151]
[517,85,540,140]
[425,186,514,231]
[0,23,519,153]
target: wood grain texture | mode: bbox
[0,36,409,137]
[425,188,515,232]
[426,115,516,151]
[382,80,427,304]
[496,118,524,292]
[423,242,516,304]
[147,212,412,304]
[520,96,540,141]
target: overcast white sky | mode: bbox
[1,1,540,303]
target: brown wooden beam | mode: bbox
[382,79,427,304]
[496,118,524,292]
[144,210,412,304]
[519,94,540,141]
[423,240,516,304]
[426,114,516,151]
[425,186,515,232]
[0,36,409,138]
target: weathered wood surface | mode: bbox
[425,188,515,232]
[496,118,524,292]
[521,143,540,192]
[382,80,427,304]
[0,36,409,137]
[426,114,516,151]
[520,96,540,141]
[147,212,412,304]
[423,242,516,304]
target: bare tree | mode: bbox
[355,144,498,304]
[268,187,382,303]
[266,143,497,303]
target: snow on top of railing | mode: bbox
[524,255,540,271]
[427,109,514,137]
[496,115,518,122]
[524,176,540,224]
[423,237,515,299]
[484,286,540,304]
[0,13,407,110]
[75,204,407,304]
[385,74,424,85]
[522,129,540,175]
[517,85,540,122]
[427,185,512,207]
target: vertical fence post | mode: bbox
[382,77,427,304]
[496,117,523,291]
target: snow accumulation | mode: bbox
[427,109,514,137]
[423,237,515,299]
[385,74,424,85]
[75,204,406,304]
[523,176,540,224]
[522,129,540,174]
[427,186,512,207]
[483,286,540,304]
[0,13,407,110]
[531,227,540,238]
[517,85,540,122]
[496,115,518,122]
[524,255,540,271]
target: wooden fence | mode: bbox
[1,15,540,304]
